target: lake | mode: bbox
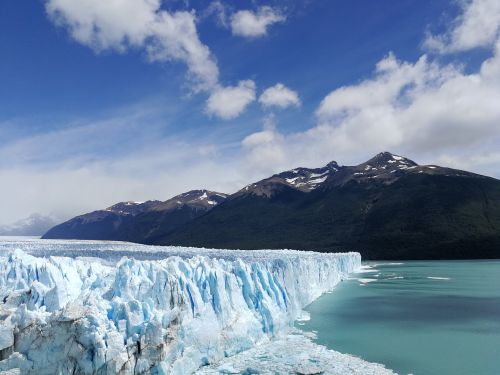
[298,260,500,375]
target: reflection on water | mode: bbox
[299,260,500,375]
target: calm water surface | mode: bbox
[298,260,500,375]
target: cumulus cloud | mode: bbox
[230,6,285,38]
[240,115,287,174]
[259,83,301,109]
[45,0,219,91]
[424,0,500,53]
[242,46,500,178]
[44,0,263,119]
[205,80,256,119]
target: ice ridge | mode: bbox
[0,245,360,374]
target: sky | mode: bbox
[1,0,500,224]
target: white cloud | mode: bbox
[424,0,500,53]
[241,126,287,175]
[204,1,229,28]
[46,0,219,91]
[45,0,263,119]
[242,47,500,178]
[0,105,247,224]
[45,0,264,119]
[0,157,242,226]
[205,80,256,119]
[230,6,285,38]
[259,83,301,109]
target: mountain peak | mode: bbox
[106,200,162,215]
[0,213,59,236]
[156,189,228,211]
[365,152,418,169]
[326,160,340,170]
[239,162,340,198]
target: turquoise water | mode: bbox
[298,261,500,375]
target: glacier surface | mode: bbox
[0,238,393,374]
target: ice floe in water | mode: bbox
[358,278,377,284]
[356,265,380,273]
[195,332,396,375]
[0,239,394,374]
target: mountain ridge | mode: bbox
[42,152,500,259]
[0,213,59,236]
[42,190,227,242]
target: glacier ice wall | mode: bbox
[0,243,360,374]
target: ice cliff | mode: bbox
[0,241,360,374]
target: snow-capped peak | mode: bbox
[158,190,228,210]
[104,200,163,216]
[0,214,59,236]
[361,152,418,172]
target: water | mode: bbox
[298,261,500,375]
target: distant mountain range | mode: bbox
[43,152,500,259]
[0,214,59,236]
[43,190,227,242]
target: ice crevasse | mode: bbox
[0,246,360,374]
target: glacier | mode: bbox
[0,238,393,374]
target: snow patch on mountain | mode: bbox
[282,169,332,190]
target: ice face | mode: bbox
[0,239,361,374]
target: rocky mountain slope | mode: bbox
[158,152,500,259]
[43,153,500,259]
[42,190,227,242]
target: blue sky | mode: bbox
[1,0,500,223]
[1,1,448,127]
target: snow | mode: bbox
[285,177,300,184]
[195,333,395,375]
[308,175,328,184]
[308,171,329,179]
[285,171,329,190]
[0,239,369,374]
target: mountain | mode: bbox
[157,152,500,259]
[42,190,227,242]
[42,152,500,259]
[0,213,59,236]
